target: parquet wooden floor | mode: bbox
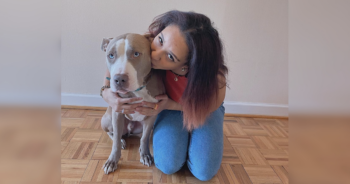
[61,108,289,184]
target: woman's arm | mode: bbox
[103,69,110,86]
[165,98,183,111]
[136,94,181,116]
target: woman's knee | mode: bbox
[188,161,221,181]
[152,110,189,175]
[152,132,188,175]
[155,158,185,175]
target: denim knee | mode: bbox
[155,159,185,175]
[153,110,189,175]
[190,166,219,181]
[186,103,225,181]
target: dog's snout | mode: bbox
[114,74,129,88]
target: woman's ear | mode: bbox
[181,65,189,72]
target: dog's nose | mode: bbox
[114,74,129,88]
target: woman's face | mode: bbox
[150,25,189,71]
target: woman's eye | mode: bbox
[158,36,163,45]
[108,54,114,59]
[167,54,174,61]
[134,52,140,57]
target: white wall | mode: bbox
[289,0,350,115]
[61,0,288,116]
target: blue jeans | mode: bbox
[152,103,225,181]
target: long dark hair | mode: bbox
[149,10,228,131]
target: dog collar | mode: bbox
[134,85,146,92]
[106,77,147,92]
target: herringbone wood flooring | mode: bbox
[61,108,289,184]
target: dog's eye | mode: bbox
[134,52,140,57]
[108,54,114,59]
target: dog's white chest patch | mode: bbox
[124,88,158,121]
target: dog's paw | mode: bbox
[102,157,118,174]
[140,154,153,167]
[121,139,126,149]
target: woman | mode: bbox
[102,10,228,181]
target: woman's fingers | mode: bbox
[142,101,157,109]
[135,106,156,115]
[120,103,142,110]
[124,110,135,114]
[115,108,135,114]
[119,97,143,104]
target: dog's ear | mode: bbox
[143,33,153,43]
[101,38,113,52]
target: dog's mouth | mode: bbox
[116,89,128,94]
[112,85,129,94]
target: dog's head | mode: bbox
[101,34,151,94]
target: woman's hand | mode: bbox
[135,94,169,116]
[102,88,143,114]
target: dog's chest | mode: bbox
[124,88,158,121]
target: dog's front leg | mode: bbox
[139,115,157,167]
[103,112,125,174]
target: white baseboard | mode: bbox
[61,93,109,107]
[223,101,288,117]
[61,93,288,117]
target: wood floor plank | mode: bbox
[61,128,78,142]
[80,117,102,129]
[243,165,282,184]
[261,124,288,137]
[61,118,84,128]
[239,117,259,126]
[61,142,97,159]
[251,136,280,150]
[63,109,90,118]
[218,164,236,184]
[70,129,103,142]
[223,116,242,123]
[217,164,231,184]
[61,141,69,153]
[270,137,289,150]
[224,123,247,136]
[81,160,99,182]
[259,149,289,165]
[230,164,253,184]
[253,118,279,126]
[117,168,153,182]
[235,148,268,166]
[227,135,257,148]
[61,159,89,181]
[61,109,68,117]
[241,126,269,136]
[222,135,242,164]
[271,165,289,184]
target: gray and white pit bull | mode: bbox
[100,33,165,174]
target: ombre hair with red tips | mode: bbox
[149,10,228,131]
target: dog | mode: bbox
[100,33,165,174]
